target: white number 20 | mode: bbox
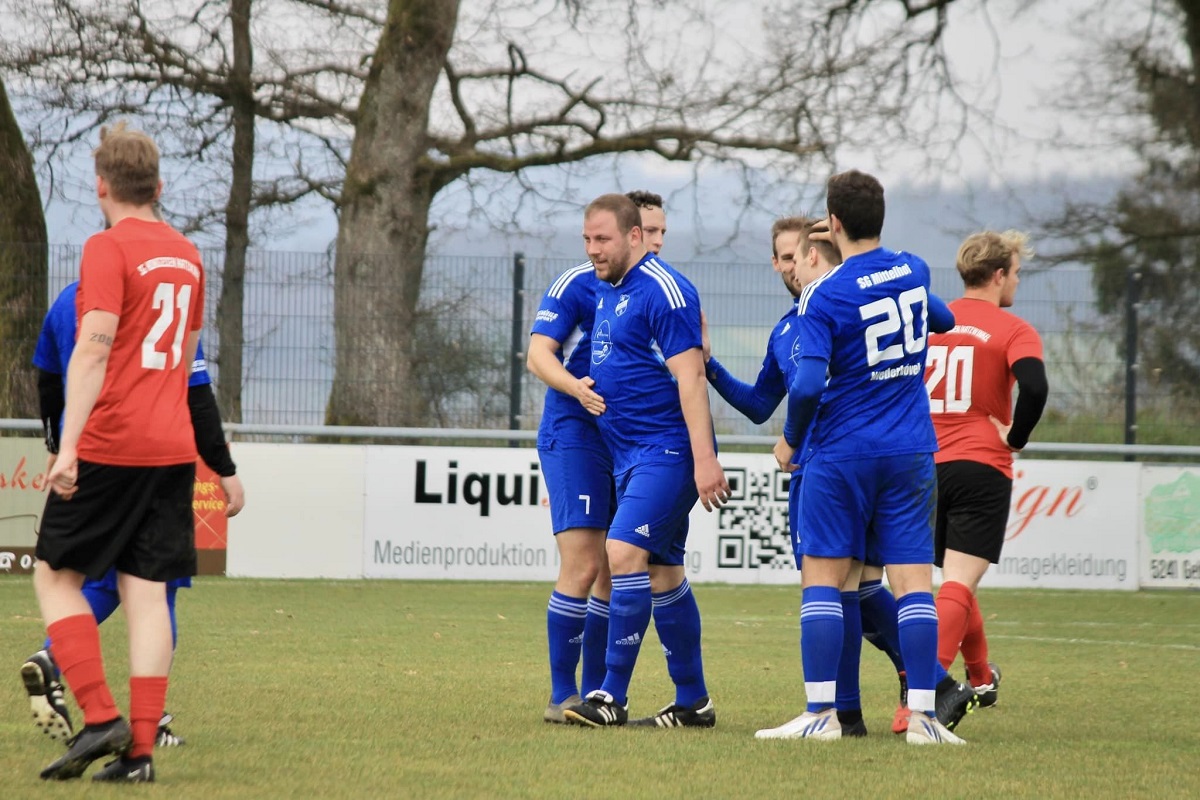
[859,287,928,366]
[142,282,193,370]
[925,344,974,413]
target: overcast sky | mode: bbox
[28,0,1149,257]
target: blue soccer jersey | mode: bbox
[34,281,212,387]
[530,262,607,450]
[791,248,938,460]
[589,254,703,475]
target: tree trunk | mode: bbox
[0,77,46,418]
[215,0,254,422]
[326,0,460,427]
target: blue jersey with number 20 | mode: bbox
[796,247,938,461]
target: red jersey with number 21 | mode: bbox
[925,297,1042,479]
[76,218,205,466]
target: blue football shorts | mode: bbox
[788,472,884,569]
[608,455,698,566]
[798,451,936,565]
[538,440,615,534]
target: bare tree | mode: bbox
[0,0,365,420]
[0,76,46,417]
[1040,0,1200,407]
[327,0,969,426]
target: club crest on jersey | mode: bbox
[615,294,630,316]
[592,320,613,365]
[790,337,802,366]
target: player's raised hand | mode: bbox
[773,436,799,473]
[574,376,606,416]
[47,448,79,499]
[695,454,731,512]
[808,218,832,243]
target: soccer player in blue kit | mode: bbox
[527,191,671,723]
[706,217,948,736]
[21,280,244,748]
[563,193,729,728]
[527,255,615,723]
[761,170,969,745]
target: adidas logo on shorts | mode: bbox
[635,523,650,537]
[615,632,642,646]
[569,634,584,644]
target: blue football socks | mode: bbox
[800,585,843,712]
[601,572,652,706]
[651,578,708,707]
[896,592,940,715]
[546,591,587,704]
[859,578,906,673]
[835,590,863,713]
[581,595,610,696]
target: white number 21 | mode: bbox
[142,282,193,370]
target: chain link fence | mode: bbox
[2,243,1196,445]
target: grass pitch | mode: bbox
[1,576,1196,798]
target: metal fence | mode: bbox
[3,243,1196,445]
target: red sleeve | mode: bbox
[78,234,125,317]
[1006,318,1042,365]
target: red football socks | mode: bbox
[129,676,169,759]
[934,580,974,670]
[961,594,992,686]
[47,614,120,727]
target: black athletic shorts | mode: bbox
[934,460,1013,566]
[37,460,197,582]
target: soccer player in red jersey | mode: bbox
[926,230,1049,708]
[33,122,206,783]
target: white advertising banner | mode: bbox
[359,446,1143,588]
[1139,466,1200,589]
[360,446,804,584]
[980,460,1139,591]
[364,446,558,580]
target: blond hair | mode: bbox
[94,121,160,205]
[956,230,1033,288]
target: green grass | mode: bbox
[1,577,1197,798]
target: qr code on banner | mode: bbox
[716,466,794,569]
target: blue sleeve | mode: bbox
[32,319,60,373]
[650,280,702,361]
[33,282,79,374]
[531,267,591,344]
[707,355,785,425]
[188,339,212,387]
[928,292,955,334]
[783,356,829,447]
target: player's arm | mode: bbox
[702,307,786,423]
[188,381,245,516]
[774,355,828,470]
[706,356,785,425]
[49,309,118,497]
[666,347,730,511]
[928,292,955,334]
[993,357,1049,451]
[526,332,605,416]
[38,368,65,455]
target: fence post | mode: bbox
[1124,265,1140,454]
[509,252,526,446]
